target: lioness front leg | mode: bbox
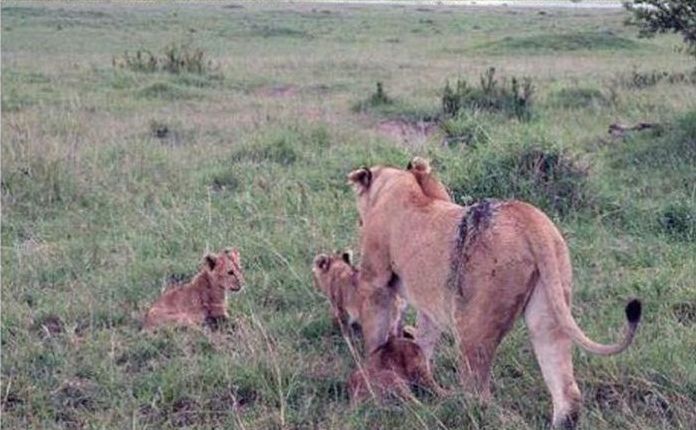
[359,269,399,354]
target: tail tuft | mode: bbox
[625,299,642,325]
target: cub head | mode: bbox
[312,251,362,327]
[406,157,451,202]
[202,247,245,292]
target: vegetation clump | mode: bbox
[625,0,696,61]
[113,41,221,76]
[442,67,534,121]
[449,144,592,215]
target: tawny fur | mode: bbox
[312,252,406,337]
[347,157,641,428]
[144,248,245,330]
[348,335,447,406]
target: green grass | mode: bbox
[2,2,695,429]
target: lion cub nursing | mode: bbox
[347,335,449,406]
[144,248,245,330]
[313,252,446,405]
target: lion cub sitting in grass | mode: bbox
[347,334,448,406]
[144,248,245,330]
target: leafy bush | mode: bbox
[659,203,695,241]
[441,67,534,120]
[448,143,593,215]
[352,81,394,112]
[625,0,696,61]
[113,41,220,76]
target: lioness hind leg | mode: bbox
[525,287,582,429]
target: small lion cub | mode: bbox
[144,248,245,330]
[312,251,406,336]
[348,335,448,406]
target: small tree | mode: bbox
[624,0,696,61]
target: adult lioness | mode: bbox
[347,160,641,428]
[144,248,245,330]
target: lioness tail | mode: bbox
[533,231,641,356]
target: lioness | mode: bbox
[347,159,641,428]
[312,251,406,337]
[144,248,245,330]
[348,334,447,406]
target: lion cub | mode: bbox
[144,248,245,330]
[348,334,448,406]
[312,251,406,336]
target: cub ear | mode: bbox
[407,157,431,174]
[341,250,353,265]
[203,253,218,270]
[347,167,372,191]
[313,254,331,272]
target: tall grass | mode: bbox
[2,2,695,429]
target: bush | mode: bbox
[441,67,534,121]
[625,0,696,61]
[352,82,394,112]
[448,144,593,215]
[113,41,220,76]
[659,203,695,241]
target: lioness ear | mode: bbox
[341,250,353,265]
[347,167,372,191]
[313,254,331,272]
[203,253,218,270]
[407,157,431,174]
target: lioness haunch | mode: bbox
[144,248,245,330]
[347,158,642,428]
[347,334,448,406]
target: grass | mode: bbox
[2,2,695,429]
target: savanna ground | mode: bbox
[1,2,695,429]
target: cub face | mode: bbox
[204,247,245,292]
[312,251,362,327]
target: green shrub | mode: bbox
[448,143,593,215]
[441,67,534,121]
[352,82,394,112]
[659,203,695,241]
[113,41,220,77]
